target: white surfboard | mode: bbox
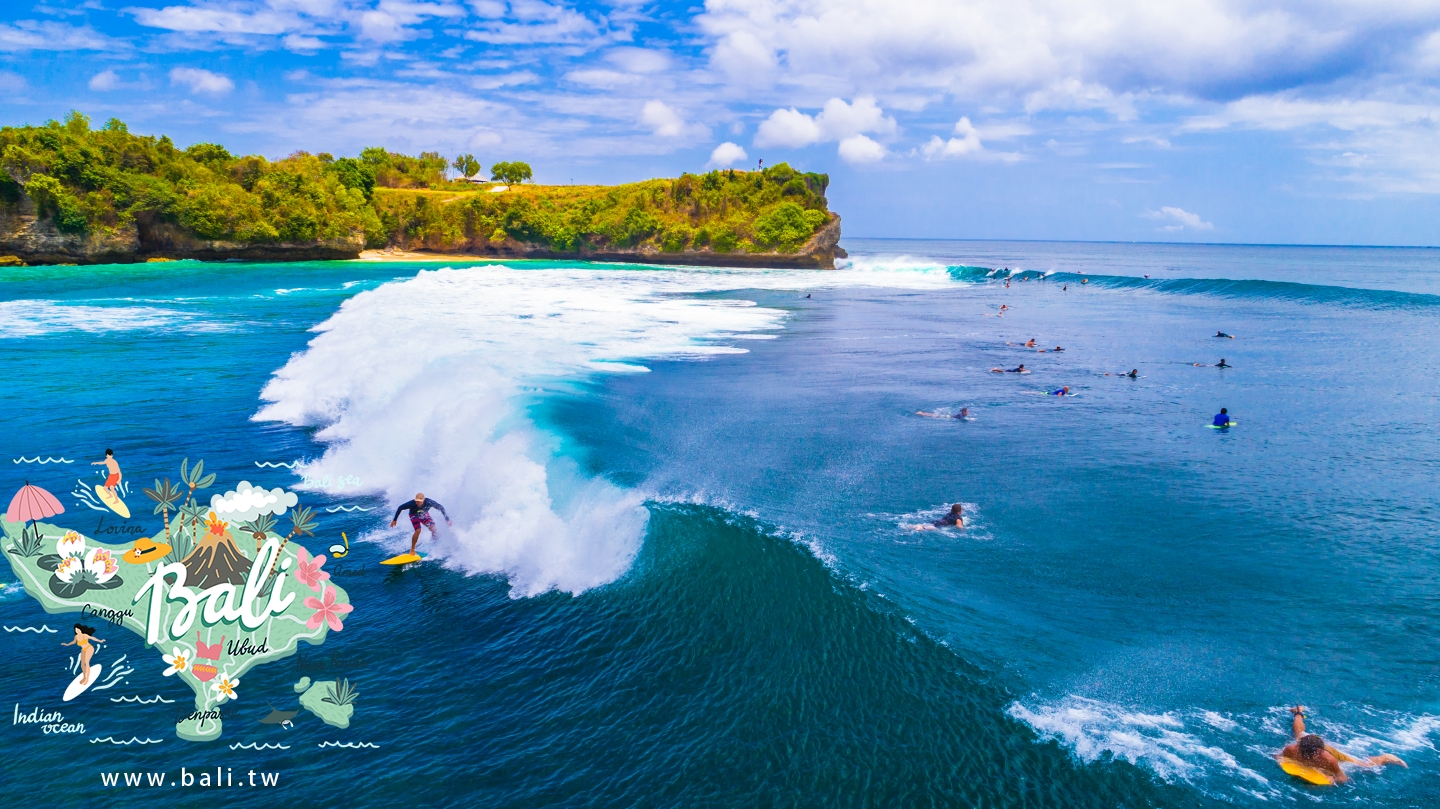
[63,663,102,702]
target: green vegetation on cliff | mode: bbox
[1,113,833,259]
[1,112,381,245]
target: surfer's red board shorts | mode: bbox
[410,512,435,530]
[105,473,119,486]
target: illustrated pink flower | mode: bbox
[304,586,352,632]
[294,546,330,592]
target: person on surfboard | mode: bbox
[391,493,451,557]
[62,623,104,685]
[92,449,121,492]
[1279,706,1405,783]
[1213,408,1234,427]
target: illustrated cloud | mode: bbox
[211,481,299,522]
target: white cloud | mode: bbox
[0,71,26,93]
[0,20,113,51]
[838,134,885,163]
[922,116,983,158]
[284,33,325,51]
[210,481,299,522]
[131,6,297,35]
[711,29,775,84]
[1145,206,1214,232]
[754,96,895,148]
[640,100,686,137]
[88,70,120,91]
[707,141,748,167]
[463,0,603,45]
[170,67,235,94]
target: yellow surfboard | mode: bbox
[380,553,425,565]
[1279,758,1335,786]
[95,485,131,519]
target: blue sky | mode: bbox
[5,0,1440,245]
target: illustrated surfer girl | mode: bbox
[62,623,105,685]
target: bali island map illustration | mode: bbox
[3,459,355,742]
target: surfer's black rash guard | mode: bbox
[394,499,448,520]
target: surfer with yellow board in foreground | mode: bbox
[90,448,130,518]
[385,493,450,564]
[1277,706,1406,785]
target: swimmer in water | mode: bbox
[1023,338,1036,347]
[1127,369,1138,378]
[1216,331,1233,338]
[990,364,1027,373]
[1279,706,1405,784]
[1081,278,1088,284]
[1213,407,1233,427]
[1217,358,1230,368]
[917,407,970,420]
[908,504,964,531]
[1050,386,1071,396]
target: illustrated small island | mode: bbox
[1,465,353,742]
[0,112,841,268]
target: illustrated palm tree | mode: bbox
[239,513,278,554]
[262,506,318,593]
[179,458,217,509]
[170,502,209,564]
[143,478,182,543]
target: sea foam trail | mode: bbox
[256,264,955,597]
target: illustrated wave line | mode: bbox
[110,694,175,704]
[4,624,56,633]
[90,736,164,745]
[318,741,380,749]
[255,461,300,469]
[324,505,373,512]
[13,456,73,464]
[230,742,291,750]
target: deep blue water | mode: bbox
[1,241,1437,807]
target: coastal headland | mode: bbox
[0,113,842,269]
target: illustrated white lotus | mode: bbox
[211,674,240,702]
[162,646,191,677]
[56,531,85,558]
[84,548,119,584]
[55,556,84,582]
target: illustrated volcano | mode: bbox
[182,512,250,589]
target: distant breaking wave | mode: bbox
[255,460,300,469]
[318,741,380,749]
[13,456,73,464]
[4,624,55,633]
[324,505,372,512]
[231,742,291,750]
[90,737,164,745]
[110,694,175,704]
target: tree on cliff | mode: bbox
[452,154,480,180]
[491,161,533,184]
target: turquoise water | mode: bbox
[1,242,1437,806]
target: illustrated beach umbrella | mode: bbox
[6,482,64,547]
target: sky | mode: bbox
[5,0,1440,245]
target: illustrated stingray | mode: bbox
[259,701,300,730]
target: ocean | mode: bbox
[1,239,1437,807]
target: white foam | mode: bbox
[256,262,963,596]
[1007,697,1271,789]
[0,300,218,338]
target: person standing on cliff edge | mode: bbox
[391,493,451,557]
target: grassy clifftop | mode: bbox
[0,112,838,266]
[374,165,833,258]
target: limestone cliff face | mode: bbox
[393,213,845,269]
[0,201,364,265]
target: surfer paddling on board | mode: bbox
[1279,706,1405,784]
[391,493,451,557]
[917,407,969,420]
[906,504,964,531]
[91,449,120,492]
